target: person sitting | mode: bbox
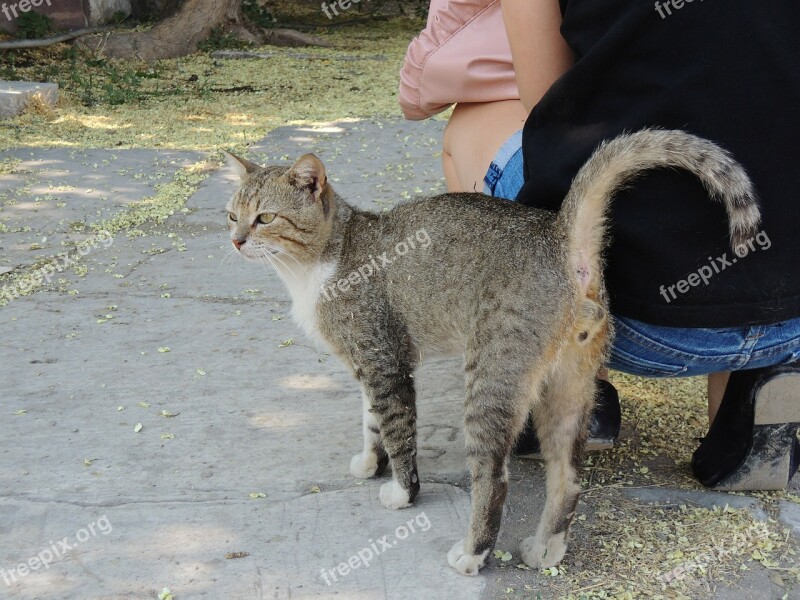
[399,0,800,490]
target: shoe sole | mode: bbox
[717,373,800,491]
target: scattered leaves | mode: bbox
[158,588,173,600]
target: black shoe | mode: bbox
[692,361,800,491]
[514,379,622,459]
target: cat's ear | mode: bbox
[287,154,327,202]
[223,150,261,179]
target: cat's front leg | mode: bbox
[350,389,389,479]
[361,369,420,510]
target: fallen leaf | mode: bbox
[226,551,250,559]
[158,588,173,600]
[493,550,512,562]
[134,423,143,433]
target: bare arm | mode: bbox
[501,0,574,113]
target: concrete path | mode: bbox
[1,119,799,600]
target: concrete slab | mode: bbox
[778,500,800,536]
[0,147,203,273]
[621,487,768,521]
[0,483,482,599]
[0,81,58,119]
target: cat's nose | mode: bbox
[232,238,246,249]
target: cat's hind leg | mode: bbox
[350,388,390,478]
[448,348,534,576]
[520,359,596,569]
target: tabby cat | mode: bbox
[225,130,759,575]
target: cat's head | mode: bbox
[225,152,335,265]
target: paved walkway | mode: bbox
[1,119,799,599]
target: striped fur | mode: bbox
[225,132,759,576]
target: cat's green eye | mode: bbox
[258,213,276,225]
[228,212,238,222]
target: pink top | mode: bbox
[399,0,520,120]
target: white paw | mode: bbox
[520,532,567,568]
[350,452,379,479]
[447,539,489,576]
[379,480,412,510]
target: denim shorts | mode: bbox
[608,316,800,377]
[483,131,800,377]
[483,130,525,200]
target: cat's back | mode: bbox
[381,193,564,265]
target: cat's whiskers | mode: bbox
[253,246,298,285]
[254,247,281,277]
[272,247,304,272]
[261,244,301,280]
[220,247,238,265]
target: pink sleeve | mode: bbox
[399,0,520,120]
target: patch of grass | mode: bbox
[242,0,275,29]
[0,18,426,151]
[15,11,52,39]
[197,28,254,52]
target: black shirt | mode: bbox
[516,0,800,327]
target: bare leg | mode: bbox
[708,371,731,425]
[442,100,528,193]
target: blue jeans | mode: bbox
[608,316,800,377]
[483,130,524,200]
[484,131,800,377]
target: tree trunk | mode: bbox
[79,0,243,60]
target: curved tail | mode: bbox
[556,129,761,293]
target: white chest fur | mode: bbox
[275,261,337,345]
